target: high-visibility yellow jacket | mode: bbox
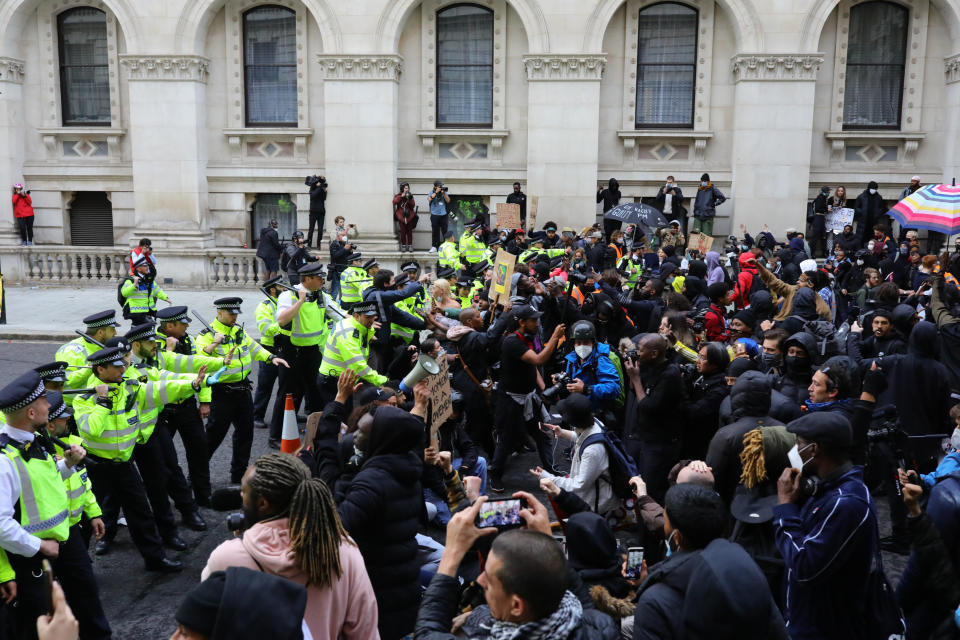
[54,337,101,406]
[255,298,280,348]
[120,277,168,315]
[53,434,101,527]
[275,290,327,347]
[460,234,487,265]
[319,316,386,386]
[339,266,372,305]
[194,319,273,384]
[438,241,461,270]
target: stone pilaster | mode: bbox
[523,55,606,230]
[0,58,25,246]
[943,54,960,184]
[729,54,821,238]
[318,55,403,249]
[121,55,214,248]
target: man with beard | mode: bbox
[623,334,685,503]
[846,308,907,368]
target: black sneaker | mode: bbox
[488,477,505,494]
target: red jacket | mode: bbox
[11,193,33,218]
[704,303,729,342]
[732,253,758,309]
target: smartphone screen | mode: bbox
[625,547,644,580]
[476,498,527,529]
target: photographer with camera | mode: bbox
[428,180,451,252]
[120,255,170,323]
[11,182,34,246]
[556,320,621,415]
[305,173,327,247]
[393,181,417,252]
[415,491,619,640]
[773,411,894,640]
[203,452,378,640]
[282,230,319,286]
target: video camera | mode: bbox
[543,371,571,401]
[305,175,327,188]
[689,307,709,334]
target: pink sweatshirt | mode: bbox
[203,518,380,640]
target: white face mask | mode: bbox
[787,443,814,470]
[869,189,878,195]
[574,345,593,360]
[951,427,960,452]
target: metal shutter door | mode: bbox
[69,192,114,246]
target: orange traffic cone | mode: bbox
[280,394,300,454]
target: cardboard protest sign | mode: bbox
[489,249,516,306]
[496,203,521,230]
[692,232,714,255]
[429,352,452,436]
[528,196,539,230]
[826,207,854,232]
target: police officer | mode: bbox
[196,298,289,483]
[339,251,369,311]
[253,277,283,429]
[0,372,111,640]
[125,323,208,548]
[437,229,460,272]
[120,255,170,323]
[55,310,120,402]
[319,300,387,405]
[269,263,327,448]
[460,220,487,269]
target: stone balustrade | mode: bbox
[208,251,263,288]
[20,248,130,285]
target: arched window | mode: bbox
[843,1,908,129]
[57,7,110,126]
[436,4,493,128]
[636,2,697,128]
[243,5,297,126]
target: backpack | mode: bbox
[118,276,132,319]
[802,319,840,359]
[578,428,639,501]
[280,242,293,273]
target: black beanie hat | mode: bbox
[175,571,226,636]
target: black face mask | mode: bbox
[784,355,809,376]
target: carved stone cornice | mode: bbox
[316,55,404,82]
[522,55,606,81]
[119,55,210,83]
[0,57,24,84]
[947,54,960,84]
[731,54,824,82]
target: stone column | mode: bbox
[523,55,606,230]
[0,58,25,246]
[729,54,824,236]
[120,55,214,249]
[943,54,960,187]
[317,55,403,256]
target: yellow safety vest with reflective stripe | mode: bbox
[438,241,460,270]
[340,266,372,305]
[622,258,643,286]
[55,337,101,406]
[319,316,387,386]
[275,290,327,347]
[391,298,420,344]
[120,277,168,315]
[194,319,272,384]
[72,377,197,461]
[53,434,101,526]
[461,234,487,265]
[255,299,280,348]
[1,440,70,541]
[0,549,13,583]
[127,360,208,441]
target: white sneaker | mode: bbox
[429,247,437,253]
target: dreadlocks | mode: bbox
[739,428,767,489]
[248,453,351,588]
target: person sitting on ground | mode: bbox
[202,453,378,640]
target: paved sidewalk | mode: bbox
[0,285,258,340]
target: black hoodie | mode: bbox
[337,406,425,640]
[566,512,633,598]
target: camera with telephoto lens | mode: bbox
[567,270,588,286]
[543,372,571,401]
[225,512,245,532]
[690,307,709,334]
[679,363,698,380]
[305,175,326,187]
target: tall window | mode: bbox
[57,8,110,126]
[436,4,493,128]
[636,3,697,128]
[843,1,908,129]
[243,5,297,127]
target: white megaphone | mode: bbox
[399,354,440,395]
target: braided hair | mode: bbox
[248,453,351,588]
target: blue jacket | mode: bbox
[897,470,960,639]
[563,342,621,411]
[773,464,878,640]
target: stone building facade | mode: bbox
[0,0,958,283]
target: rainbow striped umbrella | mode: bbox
[890,184,960,235]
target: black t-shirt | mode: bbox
[499,332,538,394]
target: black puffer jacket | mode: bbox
[415,574,619,640]
[337,406,424,640]
[682,371,729,459]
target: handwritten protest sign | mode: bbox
[429,352,452,436]
[489,249,516,306]
[496,203,522,230]
[826,207,854,232]
[528,195,539,230]
[692,232,714,255]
